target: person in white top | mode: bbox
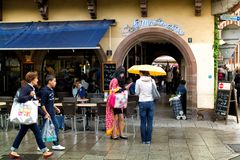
[135,71,156,144]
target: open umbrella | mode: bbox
[127,65,166,76]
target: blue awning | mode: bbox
[0,20,114,50]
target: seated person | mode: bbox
[72,80,87,98]
[72,80,80,97]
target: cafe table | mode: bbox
[54,103,96,108]
[54,102,97,131]
[77,98,89,103]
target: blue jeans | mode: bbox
[43,116,59,146]
[139,101,155,143]
[11,123,48,152]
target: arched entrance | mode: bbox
[113,27,197,107]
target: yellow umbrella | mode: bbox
[127,65,166,76]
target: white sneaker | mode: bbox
[37,147,49,152]
[52,145,65,150]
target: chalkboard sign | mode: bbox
[215,82,239,124]
[216,90,229,116]
[102,62,116,91]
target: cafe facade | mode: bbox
[0,0,215,110]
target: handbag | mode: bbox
[114,90,128,109]
[152,80,160,100]
[42,119,57,142]
[10,99,38,125]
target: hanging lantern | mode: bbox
[221,24,240,45]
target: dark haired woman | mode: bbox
[9,72,53,159]
[106,67,132,139]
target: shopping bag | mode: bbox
[152,81,160,100]
[55,115,64,129]
[114,90,128,109]
[42,119,57,142]
[10,99,38,125]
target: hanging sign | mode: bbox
[122,19,185,37]
[220,14,240,21]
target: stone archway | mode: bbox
[113,27,197,107]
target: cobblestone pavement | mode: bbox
[1,94,240,160]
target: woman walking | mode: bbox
[106,67,130,140]
[135,71,156,144]
[9,72,53,159]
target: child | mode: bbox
[176,80,187,115]
[41,74,65,150]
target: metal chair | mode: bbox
[90,98,104,115]
[62,99,86,132]
[63,97,77,102]
[87,93,104,98]
[56,92,71,102]
[128,95,139,120]
[2,98,15,131]
[0,96,13,130]
[125,101,137,136]
[95,102,106,134]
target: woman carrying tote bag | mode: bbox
[135,71,158,144]
[9,72,53,159]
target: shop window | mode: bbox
[42,50,101,93]
[0,53,21,96]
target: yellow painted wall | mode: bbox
[3,0,214,53]
[2,0,215,109]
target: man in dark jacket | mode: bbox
[40,75,65,150]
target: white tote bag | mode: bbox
[10,99,39,125]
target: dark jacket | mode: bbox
[40,86,55,117]
[18,84,45,116]
[177,84,187,95]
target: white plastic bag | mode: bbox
[10,99,38,125]
[42,119,57,142]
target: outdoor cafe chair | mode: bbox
[125,101,137,136]
[0,97,16,132]
[95,102,106,135]
[0,96,13,130]
[56,92,71,102]
[128,95,139,119]
[62,99,86,132]
[87,93,104,98]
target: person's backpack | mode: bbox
[78,86,87,98]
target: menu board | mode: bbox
[215,82,239,124]
[215,90,229,116]
[102,63,116,91]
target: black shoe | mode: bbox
[111,136,120,140]
[120,136,128,140]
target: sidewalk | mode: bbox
[1,94,240,159]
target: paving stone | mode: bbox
[170,151,193,160]
[2,96,240,160]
